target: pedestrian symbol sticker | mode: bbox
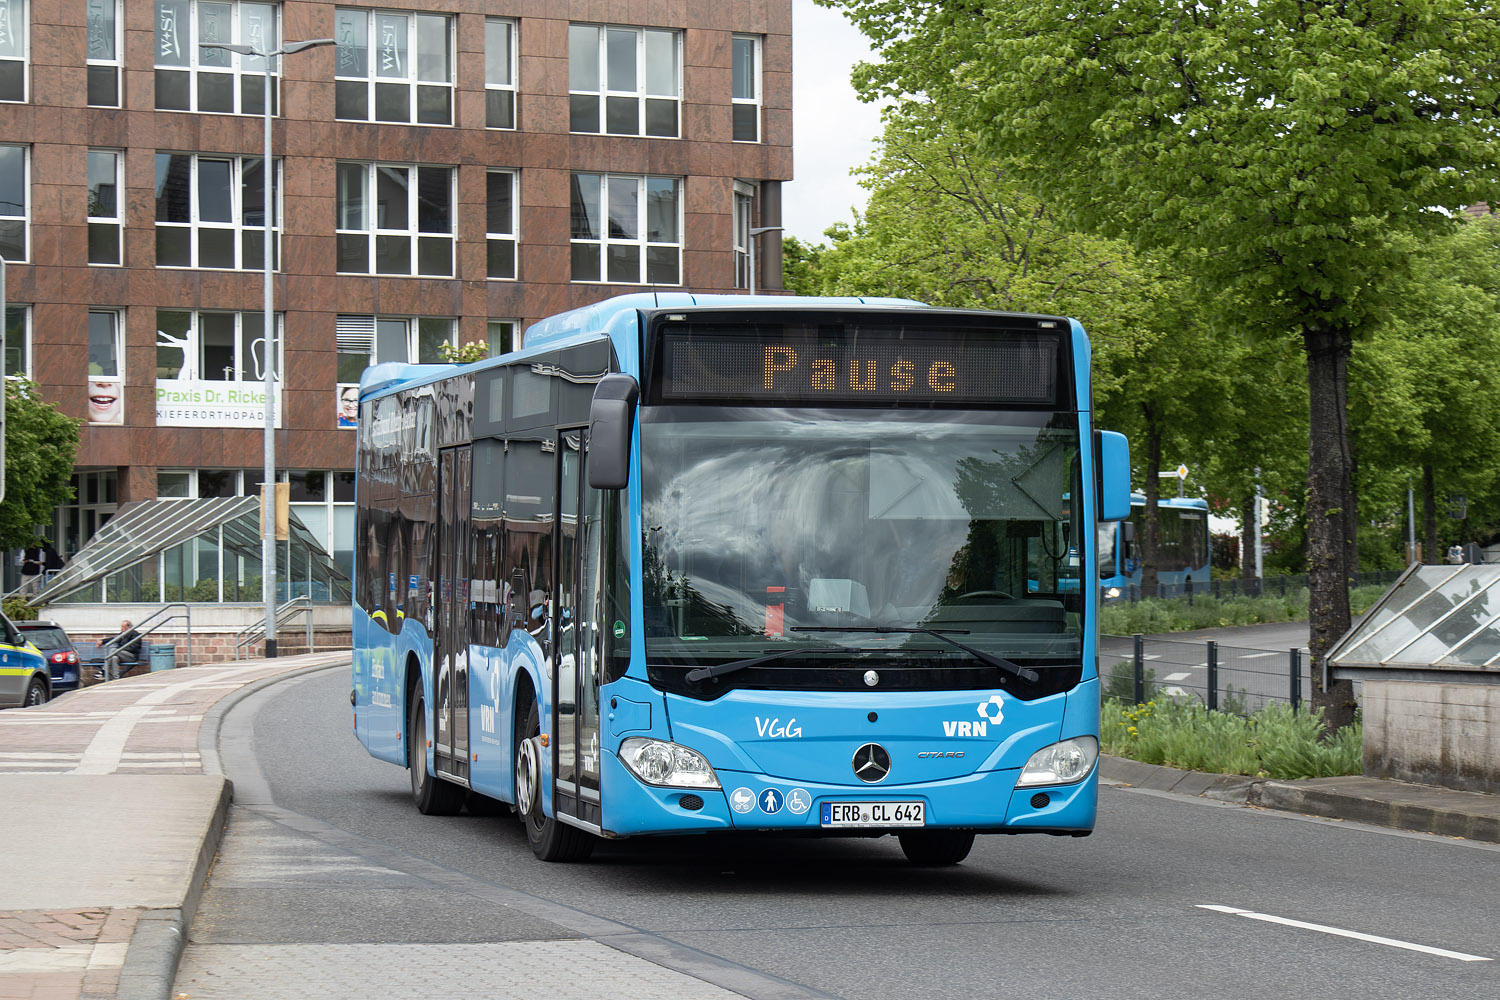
[730,787,755,813]
[785,788,811,815]
[760,788,784,814]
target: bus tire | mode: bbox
[898,830,975,866]
[408,692,464,815]
[515,698,595,862]
[23,677,48,707]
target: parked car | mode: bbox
[0,611,50,708]
[15,620,81,693]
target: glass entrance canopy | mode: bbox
[32,497,352,605]
[1328,564,1500,680]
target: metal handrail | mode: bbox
[100,602,193,677]
[236,595,314,658]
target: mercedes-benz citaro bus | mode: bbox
[351,293,1131,865]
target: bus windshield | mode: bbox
[640,407,1083,674]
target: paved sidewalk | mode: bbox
[3,658,1498,1000]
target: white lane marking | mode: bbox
[1164,686,1187,696]
[1238,651,1280,659]
[1197,905,1492,962]
[1164,671,1193,681]
[1142,654,1162,660]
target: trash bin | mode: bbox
[149,645,176,671]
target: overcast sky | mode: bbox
[783,0,887,245]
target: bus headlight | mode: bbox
[1016,736,1098,787]
[619,738,721,789]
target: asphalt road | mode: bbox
[181,664,1500,999]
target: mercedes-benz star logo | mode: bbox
[852,743,891,783]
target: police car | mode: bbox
[0,610,50,709]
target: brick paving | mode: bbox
[0,655,345,1000]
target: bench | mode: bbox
[75,639,157,677]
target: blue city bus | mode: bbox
[1098,495,1212,600]
[351,293,1131,865]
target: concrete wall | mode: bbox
[1362,679,1500,795]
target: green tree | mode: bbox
[829,0,1500,727]
[1,376,81,551]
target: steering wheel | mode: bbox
[954,590,1015,601]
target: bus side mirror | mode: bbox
[589,373,640,490]
[1120,520,1136,560]
[1095,429,1131,522]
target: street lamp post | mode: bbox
[747,225,783,295]
[202,37,333,657]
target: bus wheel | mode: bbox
[898,830,975,866]
[515,699,595,862]
[408,693,464,815]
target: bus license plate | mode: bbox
[820,801,925,828]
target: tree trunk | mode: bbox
[1347,435,1360,579]
[1139,404,1162,598]
[1422,461,1437,564]
[1303,323,1357,729]
[1239,494,1256,587]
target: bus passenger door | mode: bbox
[552,431,603,829]
[435,445,471,783]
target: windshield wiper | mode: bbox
[684,646,807,683]
[790,626,1041,683]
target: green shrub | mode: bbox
[1102,696,1361,778]
[2,594,38,620]
[1103,658,1158,703]
[1100,583,1391,635]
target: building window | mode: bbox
[733,183,753,289]
[88,149,123,265]
[336,162,453,276]
[570,173,681,285]
[487,170,516,280]
[334,8,452,125]
[485,17,516,129]
[0,143,26,262]
[487,320,514,357]
[338,314,456,366]
[156,309,279,382]
[57,471,118,556]
[155,153,277,270]
[0,0,27,103]
[86,0,121,107]
[3,304,27,376]
[568,24,679,138]
[88,310,125,425]
[732,35,761,142]
[155,0,279,115]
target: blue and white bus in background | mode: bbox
[351,294,1131,865]
[1098,495,1212,600]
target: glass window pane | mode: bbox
[335,9,368,77]
[570,173,599,239]
[241,4,275,59]
[336,233,368,272]
[156,310,191,377]
[606,29,637,92]
[375,234,411,273]
[200,313,235,379]
[3,305,24,375]
[198,159,234,222]
[88,0,117,61]
[197,72,235,113]
[156,226,190,266]
[644,98,676,137]
[487,240,515,279]
[241,157,265,227]
[486,321,512,356]
[335,80,366,119]
[646,246,679,284]
[198,228,236,268]
[416,85,449,125]
[89,223,121,264]
[486,173,512,234]
[417,318,450,362]
[0,61,20,103]
[375,14,409,79]
[88,312,119,376]
[607,244,639,283]
[376,166,409,230]
[416,15,449,82]
[375,318,408,364]
[197,3,233,63]
[87,66,120,107]
[487,90,514,129]
[645,30,677,96]
[158,472,192,497]
[155,69,190,110]
[485,20,512,86]
[88,151,118,217]
[607,176,638,239]
[568,25,598,92]
[156,0,190,67]
[416,167,450,233]
[337,162,366,229]
[155,153,191,222]
[570,242,599,282]
[606,95,638,135]
[569,94,598,133]
[0,145,21,215]
[732,37,755,100]
[645,178,678,241]
[733,103,758,142]
[375,81,409,122]
[416,235,451,275]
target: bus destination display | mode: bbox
[654,327,1062,406]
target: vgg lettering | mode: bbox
[763,347,956,394]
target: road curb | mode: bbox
[1247,780,1500,844]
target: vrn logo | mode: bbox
[943,720,986,737]
[480,668,501,735]
[755,717,802,738]
[942,695,1005,738]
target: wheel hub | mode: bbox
[515,735,541,815]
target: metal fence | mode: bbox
[1112,569,1405,603]
[1100,634,1312,714]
